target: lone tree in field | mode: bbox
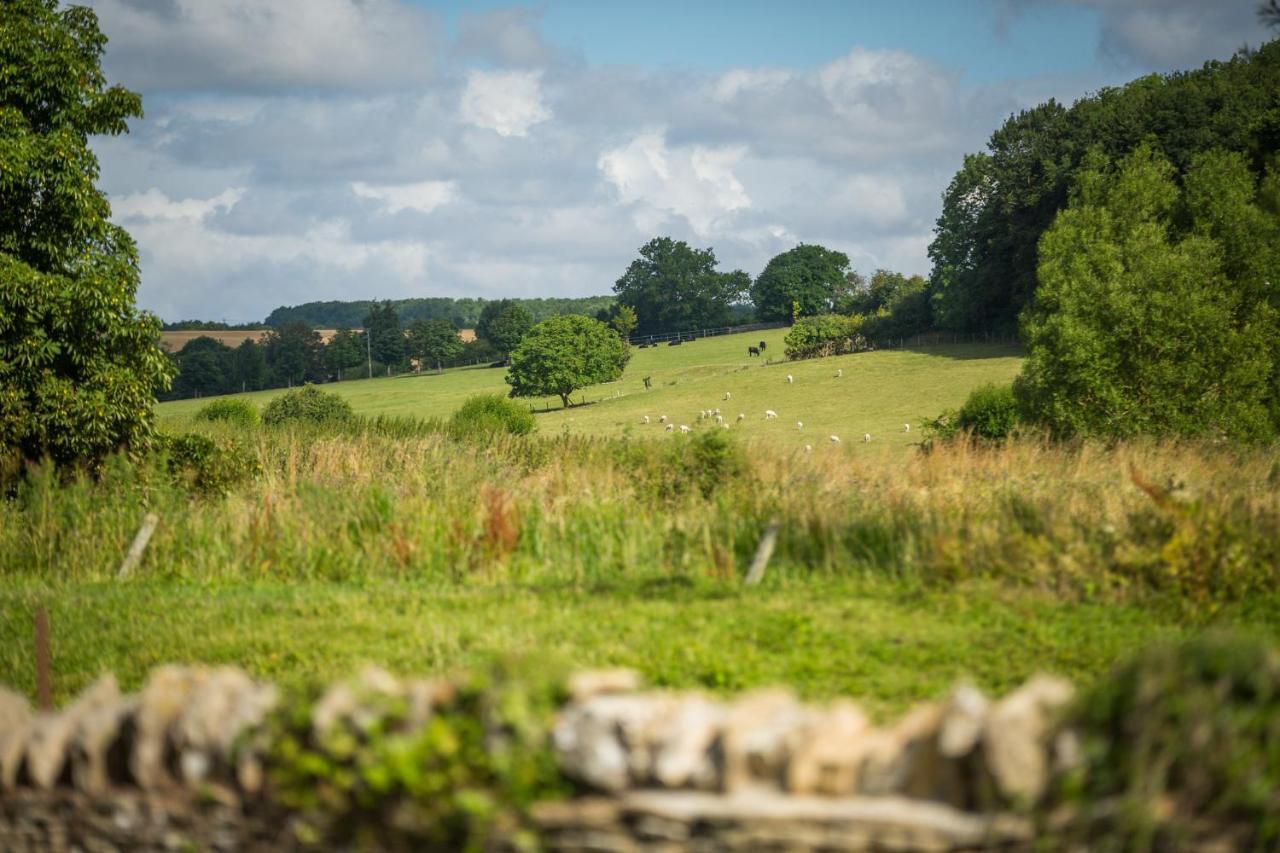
[1016,145,1280,441]
[506,315,630,408]
[613,237,750,334]
[0,0,173,474]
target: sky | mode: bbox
[81,0,1272,323]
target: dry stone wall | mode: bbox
[0,665,1079,851]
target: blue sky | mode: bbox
[82,0,1271,323]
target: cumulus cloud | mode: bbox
[86,0,438,92]
[351,180,459,214]
[113,186,246,222]
[460,70,552,137]
[455,8,559,68]
[598,132,751,237]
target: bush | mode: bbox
[783,314,868,360]
[261,386,355,427]
[194,398,259,427]
[956,384,1020,441]
[160,432,259,497]
[449,394,536,441]
[1046,634,1280,848]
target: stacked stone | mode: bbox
[545,670,1078,850]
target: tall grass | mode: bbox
[2,421,1277,605]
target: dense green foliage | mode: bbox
[408,318,465,373]
[506,315,631,408]
[1049,634,1280,849]
[957,384,1020,442]
[751,244,852,322]
[363,301,406,371]
[0,0,173,474]
[930,40,1280,333]
[158,431,259,498]
[613,237,751,334]
[194,398,259,428]
[783,314,868,360]
[484,304,534,357]
[1016,145,1280,441]
[265,663,567,849]
[264,296,616,330]
[449,394,536,441]
[847,270,933,341]
[261,386,355,427]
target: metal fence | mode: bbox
[629,320,789,347]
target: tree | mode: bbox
[231,338,269,392]
[751,244,851,322]
[363,301,405,371]
[506,315,630,408]
[324,327,364,380]
[0,0,173,473]
[170,336,232,398]
[476,299,517,342]
[407,318,464,373]
[264,322,324,387]
[613,238,749,334]
[1015,145,1279,441]
[610,304,638,339]
[486,305,534,357]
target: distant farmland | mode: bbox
[160,328,477,352]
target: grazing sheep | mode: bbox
[722,422,730,429]
[659,415,668,423]
[786,374,794,384]
[680,424,690,434]
[724,392,731,401]
[714,408,721,416]
[903,423,910,433]
[765,410,778,419]
[737,413,745,422]
[863,433,871,442]
[665,424,674,432]
[715,414,724,424]
[796,421,803,430]
[836,369,843,378]
[830,435,841,444]
[642,415,650,424]
[804,444,812,452]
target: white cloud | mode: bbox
[460,70,551,137]
[598,131,751,236]
[87,0,437,91]
[455,8,558,68]
[351,180,459,214]
[113,187,245,222]
[838,175,909,224]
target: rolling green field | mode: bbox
[158,329,1024,449]
[5,338,1278,715]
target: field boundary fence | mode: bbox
[629,320,788,347]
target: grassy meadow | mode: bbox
[158,329,1024,449]
[3,335,1278,715]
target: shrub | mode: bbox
[449,394,536,441]
[194,398,259,427]
[261,386,355,427]
[1046,633,1280,848]
[956,384,1020,441]
[160,432,259,497]
[783,314,868,360]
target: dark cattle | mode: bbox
[668,339,682,346]
[748,346,760,357]
[759,341,768,351]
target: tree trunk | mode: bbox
[560,392,571,408]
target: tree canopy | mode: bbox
[1,0,173,473]
[486,304,535,357]
[408,318,464,373]
[751,244,851,322]
[506,315,630,408]
[1015,145,1280,440]
[613,237,750,334]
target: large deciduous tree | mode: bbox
[1015,145,1279,441]
[613,238,749,334]
[363,301,405,371]
[751,244,851,322]
[264,322,325,387]
[407,318,464,373]
[506,315,630,408]
[486,304,534,357]
[0,0,173,473]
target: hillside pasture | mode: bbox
[159,328,1024,448]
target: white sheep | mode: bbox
[836,368,843,378]
[659,415,668,423]
[863,433,871,442]
[786,374,794,384]
[722,422,730,429]
[715,414,724,424]
[736,413,745,422]
[723,392,731,401]
[665,424,674,432]
[829,435,841,444]
[903,423,910,433]
[714,408,721,416]
[642,415,650,424]
[804,444,812,452]
[680,424,691,434]
[765,410,778,419]
[796,421,803,430]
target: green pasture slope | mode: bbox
[159,328,1024,447]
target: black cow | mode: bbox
[759,340,768,351]
[748,346,760,357]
